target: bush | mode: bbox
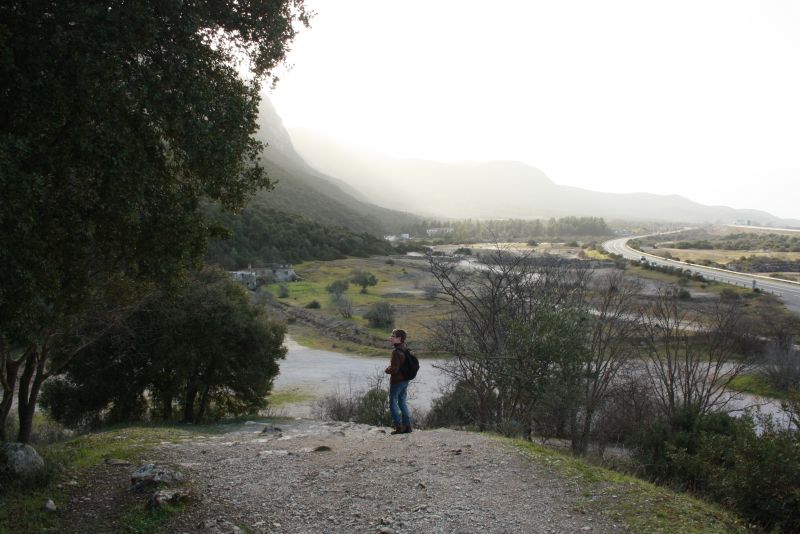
[325,279,349,297]
[385,258,395,265]
[278,283,289,298]
[364,301,395,328]
[687,413,800,533]
[331,294,353,319]
[313,375,390,426]
[425,381,478,429]
[304,300,321,309]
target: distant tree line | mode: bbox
[402,216,611,242]
[204,205,393,269]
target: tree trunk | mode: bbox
[17,348,47,444]
[161,394,173,420]
[0,358,22,442]
[183,381,197,423]
[197,385,211,421]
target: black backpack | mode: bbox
[400,348,420,380]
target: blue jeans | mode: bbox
[389,380,411,427]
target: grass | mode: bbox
[728,373,787,399]
[504,437,748,533]
[267,387,318,406]
[267,256,454,353]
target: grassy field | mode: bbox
[264,256,454,347]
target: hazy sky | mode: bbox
[269,0,800,220]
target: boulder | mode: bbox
[130,463,184,492]
[0,442,45,479]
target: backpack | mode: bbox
[400,348,420,380]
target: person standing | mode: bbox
[385,328,412,434]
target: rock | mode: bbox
[42,499,57,512]
[147,489,193,510]
[313,445,332,452]
[130,463,185,491]
[0,442,45,479]
[196,518,244,534]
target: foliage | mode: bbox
[631,409,800,533]
[363,301,395,329]
[760,336,800,392]
[204,205,392,269]
[429,249,593,438]
[332,295,354,319]
[326,279,350,297]
[0,0,308,442]
[39,269,287,425]
[278,283,289,298]
[313,373,390,426]
[304,300,321,309]
[350,270,378,293]
[425,381,479,429]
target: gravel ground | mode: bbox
[154,419,623,534]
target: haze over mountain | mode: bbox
[287,128,799,227]
[251,99,418,235]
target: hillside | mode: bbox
[288,128,799,226]
[253,98,418,235]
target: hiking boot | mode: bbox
[402,425,413,434]
[390,424,403,435]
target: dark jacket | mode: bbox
[385,344,407,384]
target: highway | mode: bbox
[602,236,800,313]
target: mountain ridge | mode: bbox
[287,127,799,226]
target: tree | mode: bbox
[350,270,378,294]
[639,287,748,418]
[572,271,641,454]
[40,269,287,425]
[0,1,308,442]
[326,280,350,298]
[428,247,592,435]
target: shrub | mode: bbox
[278,283,289,298]
[689,413,800,533]
[364,301,395,328]
[332,295,353,319]
[385,259,395,265]
[425,381,479,429]
[304,300,321,309]
[325,279,349,297]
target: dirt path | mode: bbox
[155,419,622,533]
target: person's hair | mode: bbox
[391,328,406,343]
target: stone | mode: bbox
[130,463,185,491]
[312,445,332,452]
[196,518,244,534]
[0,442,45,479]
[147,489,193,510]
[42,499,57,512]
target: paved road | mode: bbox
[602,235,800,313]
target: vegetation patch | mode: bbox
[505,438,747,533]
[728,373,786,399]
